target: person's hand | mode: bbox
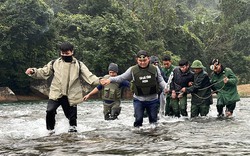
[164,89,170,95]
[83,94,89,101]
[180,87,186,93]
[171,90,176,99]
[100,79,111,85]
[211,91,217,94]
[25,68,34,75]
[223,77,229,84]
[188,82,193,86]
[178,92,184,98]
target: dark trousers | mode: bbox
[133,98,158,127]
[217,102,236,115]
[46,96,77,130]
[191,103,210,118]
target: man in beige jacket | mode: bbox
[25,42,100,134]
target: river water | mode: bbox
[0,98,250,156]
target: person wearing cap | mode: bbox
[180,60,213,117]
[161,55,175,116]
[210,59,240,117]
[150,56,168,82]
[100,50,167,128]
[83,63,130,120]
[25,42,100,134]
[169,59,194,117]
[149,55,167,118]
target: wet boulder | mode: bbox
[0,87,18,102]
[30,80,49,98]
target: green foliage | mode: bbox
[161,25,204,62]
[53,5,142,75]
[1,0,250,94]
[0,0,56,93]
[78,0,114,16]
[84,13,142,75]
[219,0,249,27]
[231,20,250,55]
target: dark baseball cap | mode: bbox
[136,50,149,58]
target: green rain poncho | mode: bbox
[211,67,240,105]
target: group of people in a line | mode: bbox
[25,42,240,134]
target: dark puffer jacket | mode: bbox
[170,67,194,94]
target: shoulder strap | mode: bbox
[131,65,137,81]
[51,59,56,72]
[77,60,81,77]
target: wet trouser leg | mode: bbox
[217,104,225,115]
[145,99,159,124]
[103,101,121,120]
[133,99,144,127]
[103,103,112,120]
[179,95,188,116]
[111,102,121,120]
[59,96,77,127]
[226,103,236,114]
[46,99,61,130]
[165,94,173,116]
[191,104,199,118]
[199,104,210,117]
[170,98,180,117]
[191,103,210,117]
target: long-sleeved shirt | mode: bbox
[109,65,167,101]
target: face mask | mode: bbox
[61,56,73,62]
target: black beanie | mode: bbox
[108,63,118,73]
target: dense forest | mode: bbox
[0,0,249,94]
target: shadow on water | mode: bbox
[1,99,250,155]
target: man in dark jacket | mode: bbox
[170,59,194,117]
[180,60,213,117]
[210,59,240,117]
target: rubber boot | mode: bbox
[110,107,121,120]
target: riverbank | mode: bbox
[16,94,47,101]
[237,84,250,97]
[16,84,250,101]
[1,84,249,102]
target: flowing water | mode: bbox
[0,98,250,156]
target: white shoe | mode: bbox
[68,126,77,133]
[150,123,157,130]
[132,126,143,133]
[48,130,55,135]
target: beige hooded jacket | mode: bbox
[29,57,99,105]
